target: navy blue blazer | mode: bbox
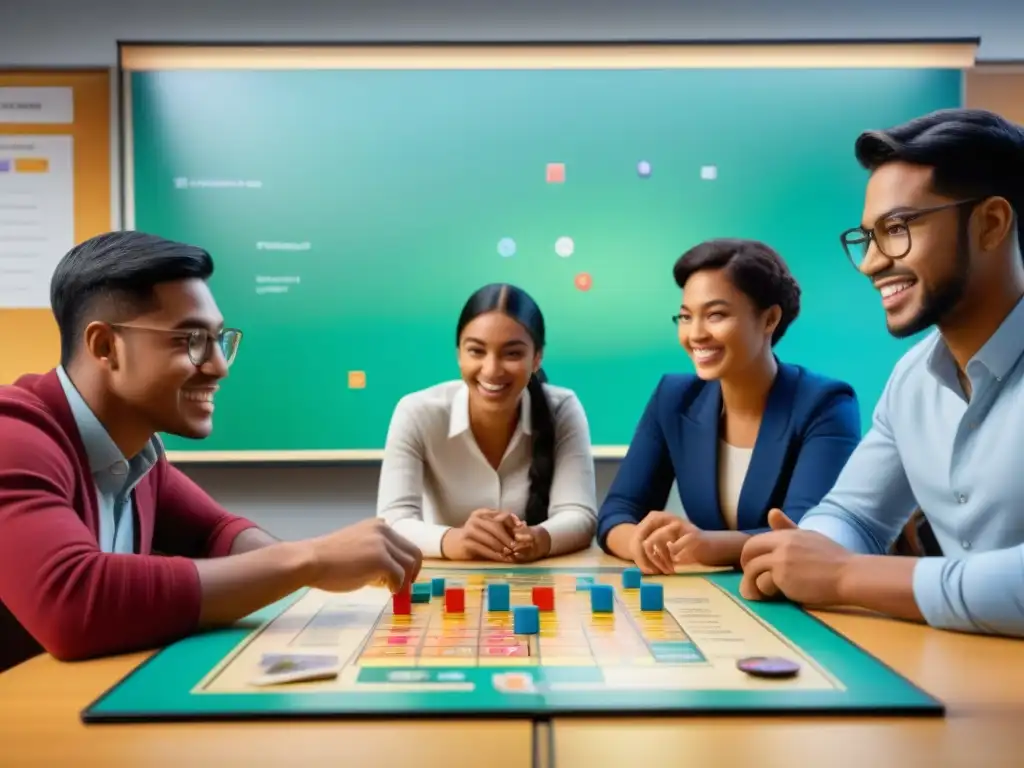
[597,362,861,550]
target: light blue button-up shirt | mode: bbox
[56,366,161,554]
[799,295,1024,637]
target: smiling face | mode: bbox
[676,268,778,380]
[87,278,232,440]
[857,162,975,338]
[457,310,541,416]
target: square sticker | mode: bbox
[546,163,565,183]
[348,370,366,389]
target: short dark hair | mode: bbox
[50,230,214,366]
[672,238,801,346]
[854,107,1024,246]
[456,283,554,526]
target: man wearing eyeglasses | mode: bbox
[738,108,1024,637]
[0,231,422,671]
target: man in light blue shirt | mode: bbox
[738,107,1024,637]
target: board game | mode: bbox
[81,567,943,722]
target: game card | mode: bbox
[247,652,341,687]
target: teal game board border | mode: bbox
[80,569,943,722]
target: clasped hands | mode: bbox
[632,509,854,607]
[441,508,551,563]
[628,511,750,574]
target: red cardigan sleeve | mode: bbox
[0,418,202,661]
[150,459,259,558]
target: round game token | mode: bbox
[736,656,800,678]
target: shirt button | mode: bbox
[962,540,971,550]
[956,493,967,504]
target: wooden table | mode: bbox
[1,548,1022,767]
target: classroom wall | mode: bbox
[1,0,1023,540]
[1,0,1024,65]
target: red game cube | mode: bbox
[392,585,411,615]
[445,586,465,613]
[532,586,555,611]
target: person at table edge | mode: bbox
[740,107,1024,638]
[597,238,862,572]
[0,232,422,672]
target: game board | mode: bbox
[81,567,943,722]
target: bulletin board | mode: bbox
[0,70,112,385]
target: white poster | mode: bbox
[0,135,75,308]
[0,87,74,125]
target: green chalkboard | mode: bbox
[125,65,961,455]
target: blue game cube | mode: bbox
[640,583,664,612]
[431,577,446,597]
[590,584,614,613]
[411,582,432,603]
[488,582,510,612]
[622,567,642,589]
[513,605,539,635]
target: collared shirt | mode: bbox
[376,380,598,558]
[800,294,1024,637]
[56,366,162,553]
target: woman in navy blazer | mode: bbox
[599,238,861,573]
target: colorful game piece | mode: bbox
[411,582,432,603]
[487,582,510,612]
[590,583,614,613]
[431,577,446,596]
[445,586,465,613]
[622,567,642,589]
[640,582,663,611]
[737,656,801,679]
[532,585,555,611]
[575,576,594,591]
[513,605,540,635]
[392,585,411,615]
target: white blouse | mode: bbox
[717,439,754,530]
[376,380,598,558]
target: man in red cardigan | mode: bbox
[0,231,421,672]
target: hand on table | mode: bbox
[665,526,750,568]
[441,509,519,562]
[628,511,687,574]
[308,518,423,594]
[636,517,751,572]
[509,519,552,562]
[738,508,853,605]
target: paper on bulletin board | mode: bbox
[0,134,75,308]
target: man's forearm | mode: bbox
[229,526,279,554]
[836,554,924,622]
[195,540,316,628]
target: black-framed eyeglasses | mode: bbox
[839,199,981,268]
[110,324,243,367]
